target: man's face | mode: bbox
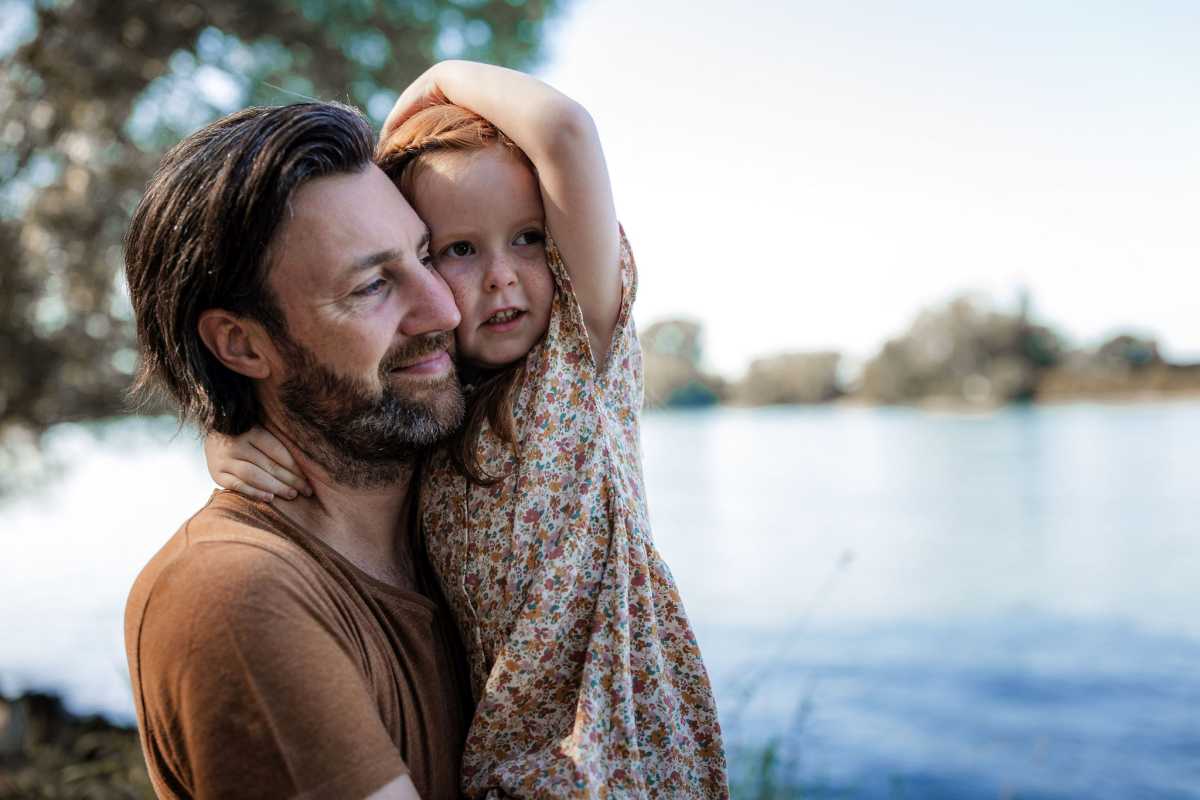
[263,165,464,486]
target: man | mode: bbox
[123,102,471,799]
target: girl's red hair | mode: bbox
[376,103,530,199]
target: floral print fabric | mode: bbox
[421,229,728,798]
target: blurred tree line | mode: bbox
[643,292,1200,410]
[0,0,563,454]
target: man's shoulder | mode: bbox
[125,493,330,642]
[122,498,422,800]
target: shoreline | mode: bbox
[0,692,150,799]
[649,389,1200,413]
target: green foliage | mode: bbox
[667,380,722,408]
[728,737,856,800]
[641,318,729,409]
[0,0,564,447]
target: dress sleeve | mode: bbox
[535,225,642,409]
[133,542,408,800]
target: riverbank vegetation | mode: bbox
[1,691,822,799]
[644,292,1200,410]
[0,693,149,799]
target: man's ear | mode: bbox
[197,309,275,380]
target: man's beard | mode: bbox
[275,331,464,489]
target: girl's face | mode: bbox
[409,145,554,369]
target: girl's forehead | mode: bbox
[414,147,541,214]
[424,144,528,182]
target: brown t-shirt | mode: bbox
[124,491,471,799]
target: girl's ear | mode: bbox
[197,309,275,380]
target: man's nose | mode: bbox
[399,264,461,337]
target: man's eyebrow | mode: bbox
[344,230,432,275]
[347,248,403,274]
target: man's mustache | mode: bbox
[378,332,454,375]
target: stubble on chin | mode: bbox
[275,332,464,489]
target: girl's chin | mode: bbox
[459,325,548,371]
[459,346,528,371]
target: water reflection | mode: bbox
[1,404,1198,796]
[644,404,1200,637]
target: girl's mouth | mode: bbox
[483,308,526,329]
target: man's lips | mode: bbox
[391,350,452,376]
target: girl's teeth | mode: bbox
[489,309,520,324]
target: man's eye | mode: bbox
[442,241,475,258]
[420,252,435,268]
[353,278,387,297]
[514,229,545,246]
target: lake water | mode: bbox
[2,404,1198,798]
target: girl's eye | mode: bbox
[353,278,388,298]
[514,229,545,247]
[419,251,435,269]
[442,241,475,258]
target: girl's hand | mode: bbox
[203,427,313,503]
[381,61,456,139]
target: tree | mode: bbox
[0,0,564,448]
[641,319,726,408]
[858,294,1064,405]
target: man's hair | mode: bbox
[125,102,374,435]
[376,103,533,486]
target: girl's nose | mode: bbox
[484,258,518,291]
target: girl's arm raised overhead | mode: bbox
[384,60,622,363]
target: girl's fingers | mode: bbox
[254,455,312,497]
[219,463,299,501]
[382,83,426,137]
[248,431,313,496]
[216,473,274,504]
[382,69,449,137]
[247,427,298,471]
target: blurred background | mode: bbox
[1,0,1198,797]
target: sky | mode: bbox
[2,0,1196,377]
[533,0,1200,375]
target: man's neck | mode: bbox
[260,419,419,590]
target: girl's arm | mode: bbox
[384,61,622,363]
[203,428,313,503]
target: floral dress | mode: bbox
[421,230,728,798]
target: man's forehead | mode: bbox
[271,165,424,283]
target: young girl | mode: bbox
[206,61,727,798]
